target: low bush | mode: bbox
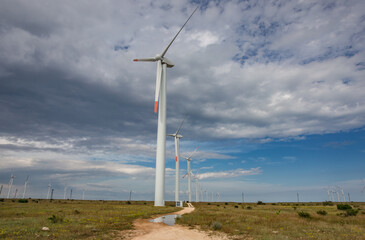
[323,201,334,206]
[127,201,131,205]
[298,211,311,218]
[18,199,28,203]
[234,205,238,208]
[211,221,222,230]
[317,210,327,216]
[48,215,64,223]
[337,204,352,210]
[0,199,4,202]
[257,201,265,205]
[345,209,358,216]
[246,206,252,210]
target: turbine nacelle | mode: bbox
[167,133,183,138]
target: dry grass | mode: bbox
[176,202,365,240]
[0,199,180,239]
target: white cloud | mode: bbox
[198,167,262,180]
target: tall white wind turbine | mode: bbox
[7,175,14,199]
[22,176,29,199]
[183,147,198,202]
[133,7,198,207]
[167,118,185,202]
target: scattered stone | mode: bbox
[272,231,279,234]
[42,227,50,231]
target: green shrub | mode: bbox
[211,221,222,230]
[317,210,327,215]
[257,201,265,205]
[18,199,28,203]
[234,205,238,208]
[225,202,228,205]
[48,215,64,223]
[208,203,211,205]
[127,201,131,205]
[298,211,311,218]
[345,209,358,216]
[337,204,352,210]
[74,210,80,214]
[246,206,252,210]
[323,201,334,206]
[0,199,4,202]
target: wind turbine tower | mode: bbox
[63,186,67,199]
[192,172,199,202]
[0,185,3,196]
[133,6,198,207]
[46,183,51,200]
[7,175,14,199]
[22,176,29,199]
[167,118,184,203]
[183,147,198,202]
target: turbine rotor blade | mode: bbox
[175,117,186,135]
[160,6,198,58]
[133,58,156,62]
[154,60,162,113]
[187,147,199,159]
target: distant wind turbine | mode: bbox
[14,188,18,198]
[46,183,51,200]
[133,6,198,207]
[63,185,67,199]
[22,176,29,199]
[361,179,365,193]
[0,185,3,196]
[182,147,199,202]
[7,175,14,199]
[191,169,200,202]
[167,118,185,203]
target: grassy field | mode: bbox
[177,201,365,240]
[0,199,180,240]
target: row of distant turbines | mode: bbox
[325,186,353,202]
[0,175,86,200]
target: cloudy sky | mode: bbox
[1,0,364,202]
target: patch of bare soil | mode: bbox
[119,207,231,240]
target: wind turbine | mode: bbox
[133,6,198,207]
[182,147,199,202]
[191,169,200,202]
[46,183,51,200]
[63,185,67,199]
[22,176,29,199]
[7,175,14,199]
[0,185,3,196]
[361,179,365,193]
[167,118,185,203]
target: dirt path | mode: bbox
[121,207,230,240]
